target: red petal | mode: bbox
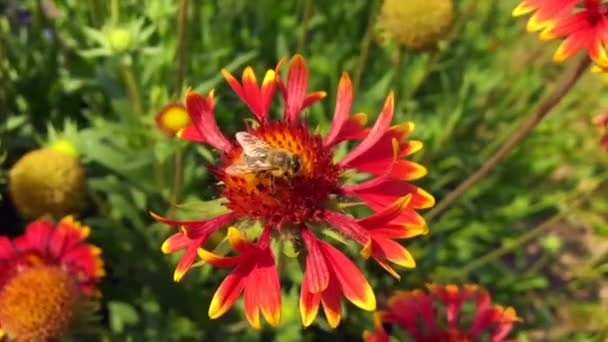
[48,217,89,257]
[62,244,105,281]
[546,11,594,38]
[320,276,342,328]
[222,68,246,102]
[197,247,242,268]
[0,236,15,261]
[302,229,329,293]
[428,284,467,327]
[185,90,232,153]
[150,211,235,240]
[255,248,282,327]
[369,235,416,270]
[244,262,262,329]
[343,122,412,169]
[553,29,593,62]
[362,313,391,342]
[340,92,394,166]
[319,241,376,311]
[284,55,309,122]
[330,113,369,145]
[324,72,354,147]
[23,219,55,252]
[301,91,326,112]
[173,240,203,282]
[208,262,251,319]
[300,274,321,327]
[323,210,370,246]
[161,232,190,254]
[344,178,434,211]
[260,70,277,120]
[177,124,206,142]
[357,195,412,229]
[226,226,256,254]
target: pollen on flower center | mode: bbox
[0,266,82,341]
[218,121,341,224]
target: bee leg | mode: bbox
[270,176,277,196]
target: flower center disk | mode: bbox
[219,122,341,225]
[0,265,82,341]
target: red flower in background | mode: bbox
[363,285,521,342]
[151,54,434,328]
[0,216,105,341]
[593,111,608,149]
[514,0,608,68]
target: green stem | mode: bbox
[168,147,184,214]
[87,0,103,27]
[119,62,144,118]
[297,0,313,53]
[425,57,591,222]
[352,0,378,94]
[453,177,602,279]
[168,0,190,213]
[176,0,189,93]
[110,0,120,23]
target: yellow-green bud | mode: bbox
[380,0,454,49]
[9,148,85,218]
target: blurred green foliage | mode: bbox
[2,0,608,340]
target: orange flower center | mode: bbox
[218,122,341,225]
[0,266,82,341]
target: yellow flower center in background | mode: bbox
[380,0,454,49]
[9,148,85,218]
[160,106,191,134]
[0,266,82,341]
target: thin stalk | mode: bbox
[297,0,313,53]
[110,0,120,23]
[176,0,189,93]
[452,177,602,279]
[119,62,144,118]
[168,0,190,213]
[87,0,103,27]
[453,209,559,278]
[352,0,378,94]
[425,57,591,221]
[168,147,185,212]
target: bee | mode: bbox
[225,132,303,180]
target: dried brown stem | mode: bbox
[425,57,592,221]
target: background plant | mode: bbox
[1,0,607,340]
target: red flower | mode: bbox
[593,111,608,149]
[299,228,375,328]
[0,216,104,341]
[363,285,521,342]
[514,0,608,67]
[151,54,434,328]
[198,227,281,329]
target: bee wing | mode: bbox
[225,158,275,176]
[235,132,274,158]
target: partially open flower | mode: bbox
[155,103,192,136]
[363,284,521,342]
[9,144,85,218]
[379,0,454,49]
[0,216,104,341]
[151,54,434,328]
